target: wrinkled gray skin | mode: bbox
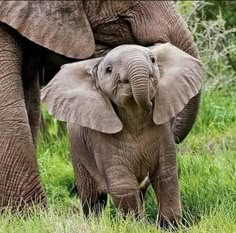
[0,1,201,209]
[41,44,202,228]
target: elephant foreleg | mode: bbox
[74,162,107,216]
[151,140,182,228]
[106,171,142,217]
[68,124,107,216]
[0,23,46,209]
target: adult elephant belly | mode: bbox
[93,19,138,46]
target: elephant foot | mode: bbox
[157,213,182,230]
[81,191,107,217]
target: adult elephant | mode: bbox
[0,1,201,209]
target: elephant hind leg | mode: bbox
[22,42,43,146]
[0,23,46,209]
[75,162,107,217]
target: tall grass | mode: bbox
[0,1,236,232]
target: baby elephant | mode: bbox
[41,43,202,227]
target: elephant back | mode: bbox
[0,1,95,59]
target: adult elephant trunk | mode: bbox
[126,56,152,111]
[169,15,201,144]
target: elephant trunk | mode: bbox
[127,56,152,111]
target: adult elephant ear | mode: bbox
[41,59,123,134]
[0,1,95,59]
[150,43,203,125]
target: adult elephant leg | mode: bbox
[0,24,46,209]
[22,43,42,146]
[169,10,202,144]
[172,93,201,144]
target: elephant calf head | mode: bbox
[41,43,202,133]
[94,45,160,112]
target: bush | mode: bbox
[178,1,236,90]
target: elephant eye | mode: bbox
[150,56,155,64]
[105,65,112,73]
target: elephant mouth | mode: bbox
[121,86,133,98]
[117,87,134,106]
[122,92,132,98]
[121,93,133,104]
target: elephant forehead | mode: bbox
[111,44,150,54]
[104,45,151,62]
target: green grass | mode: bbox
[0,85,235,233]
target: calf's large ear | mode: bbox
[41,58,122,134]
[149,43,203,125]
